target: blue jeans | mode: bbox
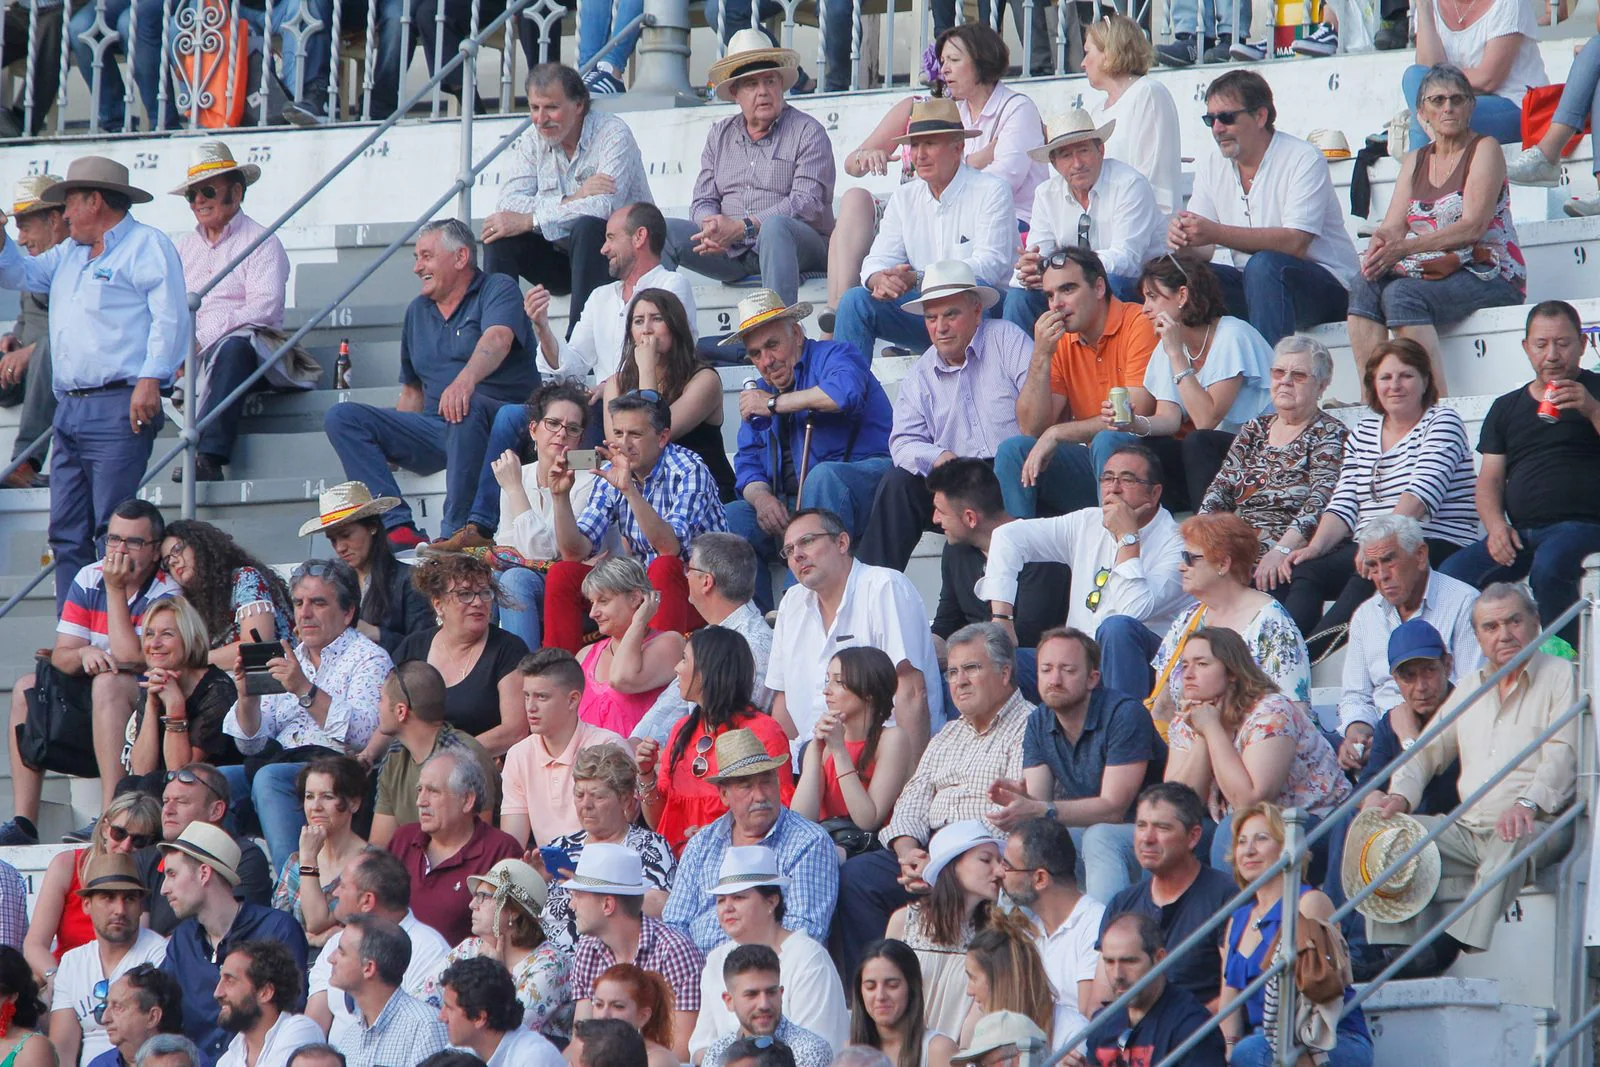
[993,434,1098,519]
[1169,0,1250,37]
[68,0,166,129]
[466,401,531,535]
[1001,278,1141,336]
[725,456,892,612]
[498,566,546,651]
[1402,64,1524,146]
[324,395,512,538]
[1094,615,1162,704]
[701,0,854,90]
[1554,35,1600,172]
[1232,1029,1373,1067]
[1067,822,1142,902]
[1209,252,1350,348]
[1440,521,1600,643]
[218,762,307,872]
[577,0,644,71]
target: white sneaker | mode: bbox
[1564,193,1600,217]
[1229,37,1270,60]
[1291,23,1338,56]
[1506,147,1563,187]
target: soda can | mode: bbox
[1537,381,1561,423]
[1109,387,1132,427]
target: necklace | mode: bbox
[1442,0,1483,28]
[1182,321,1216,366]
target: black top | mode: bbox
[1099,864,1238,1004]
[677,418,738,504]
[130,667,239,772]
[370,561,435,655]
[932,543,1069,646]
[1480,370,1600,527]
[1082,981,1228,1067]
[1358,706,1461,815]
[393,625,530,738]
[137,834,274,935]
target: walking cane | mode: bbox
[795,419,815,499]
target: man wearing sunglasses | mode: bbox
[170,141,292,486]
[1170,70,1359,347]
[48,856,169,1067]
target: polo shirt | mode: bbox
[373,724,501,827]
[1033,893,1105,1041]
[1048,298,1157,426]
[501,719,628,846]
[399,268,535,410]
[1098,865,1236,1004]
[1022,689,1165,820]
[931,542,1068,649]
[1082,981,1227,1066]
[161,903,308,1064]
[387,819,523,945]
[1479,370,1600,527]
[59,561,181,647]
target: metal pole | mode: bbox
[181,295,199,517]
[1275,809,1304,1067]
[457,35,475,223]
[627,0,688,102]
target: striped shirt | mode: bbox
[691,105,836,252]
[58,561,181,647]
[1324,405,1478,545]
[497,110,654,245]
[890,318,1032,475]
[575,443,729,564]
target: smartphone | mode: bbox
[539,845,575,878]
[566,449,598,471]
[238,641,287,696]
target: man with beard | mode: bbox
[49,857,169,1067]
[214,941,322,1067]
[436,957,563,1067]
[700,946,832,1067]
[1073,914,1226,1067]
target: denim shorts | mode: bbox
[1347,267,1522,329]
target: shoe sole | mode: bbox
[1564,201,1600,217]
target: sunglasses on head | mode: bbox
[166,767,227,805]
[106,823,158,849]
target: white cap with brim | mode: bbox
[951,1011,1048,1065]
[923,819,1002,887]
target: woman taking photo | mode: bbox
[572,558,684,737]
[123,597,238,788]
[1272,338,1476,639]
[959,915,1055,1048]
[638,627,791,854]
[1164,628,1349,873]
[394,554,529,756]
[792,646,911,836]
[300,481,431,655]
[0,947,53,1067]
[159,519,293,668]
[602,289,735,503]
[271,756,369,945]
[588,964,679,1067]
[1085,14,1182,216]
[851,939,957,1067]
[688,847,850,1059]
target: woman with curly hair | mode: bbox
[393,554,529,755]
[159,519,292,669]
[0,946,52,1067]
[601,289,735,502]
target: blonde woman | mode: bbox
[1085,15,1182,216]
[124,597,236,785]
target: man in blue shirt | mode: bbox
[1081,912,1227,1066]
[722,290,892,612]
[323,217,536,550]
[0,155,190,614]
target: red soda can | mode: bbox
[1537,382,1561,423]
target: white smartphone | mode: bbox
[566,449,598,471]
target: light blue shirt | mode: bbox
[0,213,190,396]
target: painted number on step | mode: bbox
[1560,166,1571,187]
[825,112,839,132]
[1193,81,1208,102]
[24,159,50,176]
[246,145,272,164]
[1576,246,1588,266]
[1473,339,1487,359]
[132,151,160,170]
[1327,72,1340,91]
[718,312,732,331]
[362,140,391,159]
[330,307,353,327]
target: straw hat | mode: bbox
[1341,808,1442,924]
[709,846,791,896]
[11,175,62,218]
[1027,108,1117,163]
[891,97,982,145]
[42,155,152,205]
[951,1011,1048,1065]
[468,858,549,914]
[718,289,814,346]
[566,842,646,896]
[170,140,262,196]
[923,819,1002,886]
[1308,129,1352,160]
[708,29,800,102]
[298,481,401,537]
[158,822,243,887]
[901,260,1000,314]
[78,855,146,896]
[706,728,790,782]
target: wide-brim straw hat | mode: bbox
[710,845,792,896]
[79,854,147,896]
[299,481,401,538]
[901,259,1000,314]
[1341,808,1442,924]
[890,97,982,146]
[42,155,152,205]
[709,29,800,102]
[1027,108,1117,163]
[158,822,243,887]
[1309,128,1352,160]
[951,1011,1048,1065]
[170,140,262,196]
[706,728,790,782]
[12,175,62,218]
[719,289,814,346]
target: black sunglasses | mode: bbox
[106,823,159,850]
[184,183,223,203]
[166,768,227,806]
[1201,107,1255,128]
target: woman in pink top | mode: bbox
[576,557,683,735]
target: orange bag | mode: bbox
[1522,83,1587,156]
[176,0,251,128]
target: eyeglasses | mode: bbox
[1098,472,1154,489]
[166,767,228,806]
[1112,1027,1135,1067]
[1085,566,1112,611]
[447,587,495,605]
[106,823,158,850]
[1178,550,1207,568]
[1422,92,1470,109]
[93,979,110,1024]
[1076,213,1092,250]
[691,734,716,778]
[945,661,992,682]
[105,534,152,550]
[749,1038,777,1051]
[184,183,223,203]
[1269,366,1313,384]
[779,531,836,561]
[539,415,585,438]
[1201,108,1250,128]
[392,667,415,709]
[995,855,1037,874]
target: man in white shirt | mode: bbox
[1169,69,1359,346]
[1006,109,1165,332]
[437,956,564,1067]
[981,443,1190,701]
[306,848,451,1034]
[767,508,945,758]
[50,856,169,1067]
[214,941,324,1067]
[835,98,1016,359]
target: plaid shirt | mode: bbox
[329,989,446,1067]
[663,808,838,953]
[0,859,24,950]
[497,110,654,245]
[575,444,728,563]
[571,916,704,1011]
[691,105,836,254]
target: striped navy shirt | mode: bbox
[1326,405,1478,546]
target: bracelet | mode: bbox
[837,769,860,780]
[991,612,1015,622]
[1172,367,1198,386]
[1131,414,1150,438]
[161,718,189,733]
[299,866,320,876]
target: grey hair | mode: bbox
[947,621,1016,674]
[423,748,489,815]
[291,558,361,614]
[1415,64,1475,112]
[689,532,758,604]
[1474,581,1538,621]
[420,218,478,266]
[830,1049,895,1067]
[135,1035,202,1067]
[1273,334,1334,386]
[1355,513,1425,554]
[342,914,413,987]
[580,556,652,602]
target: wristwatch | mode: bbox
[1172,368,1198,386]
[1117,532,1139,548]
[1042,803,1059,821]
[1516,798,1538,813]
[1400,737,1416,751]
[1274,544,1293,556]
[297,684,319,709]
[766,394,779,414]
[742,217,757,243]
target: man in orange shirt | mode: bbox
[994,248,1157,519]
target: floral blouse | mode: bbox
[1152,600,1311,706]
[1199,411,1348,550]
[441,937,574,1042]
[222,565,293,646]
[1170,692,1351,817]
[270,851,342,929]
[540,824,675,956]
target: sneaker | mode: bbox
[791,69,817,95]
[0,817,38,846]
[1202,34,1235,63]
[1229,36,1270,60]
[582,67,626,95]
[420,523,495,557]
[281,100,327,127]
[1507,147,1563,187]
[1291,23,1338,55]
[61,817,97,843]
[1374,18,1408,49]
[1564,193,1600,217]
[386,525,428,550]
[1156,34,1201,67]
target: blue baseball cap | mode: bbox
[1387,618,1447,671]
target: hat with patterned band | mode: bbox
[467,859,549,936]
[890,98,982,145]
[706,728,790,782]
[11,175,62,218]
[1341,808,1442,924]
[298,481,401,538]
[170,140,262,196]
[719,289,814,346]
[709,845,791,896]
